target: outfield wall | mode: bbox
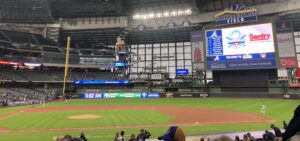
[70,92,300,99]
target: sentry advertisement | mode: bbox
[206,23,276,70]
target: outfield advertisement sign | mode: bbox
[74,80,129,85]
[141,92,160,98]
[82,92,160,99]
[104,93,141,98]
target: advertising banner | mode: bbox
[141,92,160,98]
[82,92,161,99]
[83,93,104,99]
[276,33,297,68]
[176,69,189,75]
[104,93,141,98]
[206,23,277,70]
[191,31,205,70]
[74,80,129,85]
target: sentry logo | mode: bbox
[249,33,270,41]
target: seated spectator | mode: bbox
[234,136,240,141]
[158,126,185,141]
[56,135,83,141]
[80,131,87,141]
[129,134,136,141]
[263,130,275,141]
[200,138,205,141]
[243,134,250,141]
[247,133,256,141]
[136,129,147,141]
[214,135,233,141]
[114,132,119,141]
[283,105,300,141]
[271,124,283,137]
[117,131,125,141]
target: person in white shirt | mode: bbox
[261,103,267,114]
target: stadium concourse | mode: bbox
[1,0,300,141]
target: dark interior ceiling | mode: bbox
[48,0,207,18]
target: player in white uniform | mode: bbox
[261,103,267,114]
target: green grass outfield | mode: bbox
[0,98,299,141]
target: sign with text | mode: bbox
[206,23,276,70]
[215,5,257,26]
[74,80,129,85]
[176,69,189,75]
[277,33,297,68]
[191,31,205,70]
[141,92,160,98]
[82,92,160,99]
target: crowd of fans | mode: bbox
[55,104,300,141]
[0,68,121,82]
[0,88,57,106]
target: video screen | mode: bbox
[206,23,277,70]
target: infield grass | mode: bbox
[0,98,299,141]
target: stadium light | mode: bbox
[171,11,177,16]
[132,8,192,20]
[163,12,170,17]
[148,13,155,19]
[156,13,162,18]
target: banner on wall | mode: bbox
[215,5,257,26]
[191,31,205,70]
[275,20,298,68]
[275,21,293,33]
[82,92,160,99]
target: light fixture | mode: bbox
[132,8,192,20]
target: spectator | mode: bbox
[117,131,125,141]
[283,105,300,141]
[234,136,240,141]
[247,133,256,141]
[80,131,87,141]
[283,121,288,130]
[158,126,185,141]
[263,130,275,141]
[200,138,205,141]
[114,132,119,141]
[214,135,233,141]
[271,124,283,140]
[243,134,250,141]
[56,135,73,141]
[136,129,147,141]
[129,134,136,141]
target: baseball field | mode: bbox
[0,98,299,141]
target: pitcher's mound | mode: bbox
[68,114,101,120]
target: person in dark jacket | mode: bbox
[80,132,87,141]
[271,124,282,137]
[137,129,151,141]
[129,134,136,141]
[263,130,275,141]
[283,104,300,141]
[158,126,185,141]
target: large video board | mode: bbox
[206,23,277,70]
